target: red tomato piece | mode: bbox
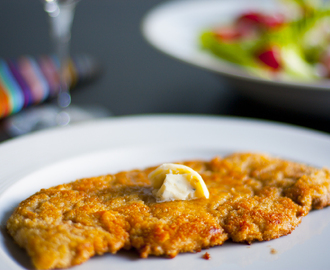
[237,11,285,30]
[238,12,263,24]
[257,47,282,70]
[262,14,285,29]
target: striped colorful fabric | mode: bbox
[0,54,99,118]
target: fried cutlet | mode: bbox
[6,153,330,269]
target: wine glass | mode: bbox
[4,0,108,136]
[43,0,80,125]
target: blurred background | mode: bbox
[0,0,329,142]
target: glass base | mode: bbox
[4,104,111,137]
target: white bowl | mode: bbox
[142,0,330,117]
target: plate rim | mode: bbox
[1,113,330,195]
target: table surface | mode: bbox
[0,0,329,143]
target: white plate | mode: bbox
[142,0,330,117]
[1,115,330,269]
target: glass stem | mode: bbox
[44,0,78,109]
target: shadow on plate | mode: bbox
[0,225,33,269]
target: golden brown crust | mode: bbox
[217,196,303,243]
[6,153,330,269]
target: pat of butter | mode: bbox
[148,163,209,202]
[155,173,195,201]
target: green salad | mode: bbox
[200,0,330,81]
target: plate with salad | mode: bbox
[142,0,330,117]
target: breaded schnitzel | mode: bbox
[6,153,330,269]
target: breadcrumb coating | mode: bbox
[6,153,330,269]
